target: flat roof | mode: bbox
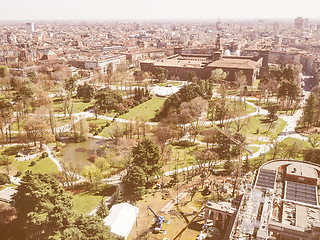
[153,58,205,68]
[296,205,308,228]
[207,58,259,69]
[287,162,318,179]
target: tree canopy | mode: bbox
[11,171,118,240]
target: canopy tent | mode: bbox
[104,203,139,239]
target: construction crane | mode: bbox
[213,125,253,196]
[147,205,170,234]
[163,205,206,240]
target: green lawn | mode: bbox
[56,116,71,126]
[208,98,256,121]
[162,145,205,172]
[87,117,109,128]
[281,137,312,148]
[0,146,59,176]
[119,97,166,121]
[11,156,59,177]
[232,115,287,138]
[53,98,94,114]
[72,192,104,214]
[98,121,126,138]
[250,137,313,166]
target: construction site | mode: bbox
[127,159,320,240]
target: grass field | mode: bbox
[232,115,286,138]
[11,156,59,177]
[119,97,166,121]
[98,121,126,138]
[72,192,104,214]
[53,98,94,114]
[0,146,59,177]
[162,145,205,173]
[208,99,256,121]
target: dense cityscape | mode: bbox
[0,4,320,240]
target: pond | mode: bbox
[60,138,107,169]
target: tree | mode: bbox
[154,124,173,153]
[81,165,103,189]
[23,112,53,148]
[235,70,247,97]
[187,71,197,83]
[65,77,77,96]
[11,172,74,239]
[154,83,206,121]
[61,214,119,240]
[107,63,113,77]
[123,166,146,201]
[224,159,234,175]
[242,156,251,173]
[154,67,168,82]
[303,93,319,128]
[76,83,95,102]
[209,68,227,83]
[308,133,320,148]
[0,101,14,143]
[0,66,9,78]
[94,88,123,113]
[14,85,34,110]
[304,149,320,164]
[179,97,208,142]
[194,149,218,172]
[96,199,109,219]
[0,203,16,238]
[0,173,10,185]
[131,138,162,183]
[27,71,36,83]
[133,70,144,84]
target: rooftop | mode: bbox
[207,58,260,70]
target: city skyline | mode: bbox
[1,0,320,21]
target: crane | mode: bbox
[147,205,170,234]
[162,205,206,240]
[213,125,253,196]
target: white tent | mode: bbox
[103,203,139,239]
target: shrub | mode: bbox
[41,152,49,159]
[30,161,36,166]
[88,154,97,163]
[170,140,197,147]
[15,171,22,177]
[0,173,10,185]
[105,121,111,127]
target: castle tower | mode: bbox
[259,50,270,77]
[213,34,222,61]
[215,33,221,50]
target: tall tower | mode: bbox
[215,33,221,50]
[259,50,270,77]
[213,34,222,61]
[216,17,222,31]
[26,22,34,34]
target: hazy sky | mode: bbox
[1,0,320,21]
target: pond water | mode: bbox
[60,138,107,169]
